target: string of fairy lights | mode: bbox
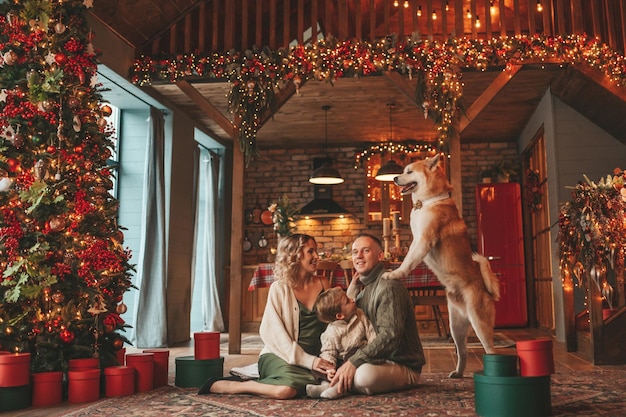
[130,33,619,166]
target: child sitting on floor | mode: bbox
[305,285,377,399]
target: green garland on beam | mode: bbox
[130,34,618,165]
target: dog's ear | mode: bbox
[427,154,441,170]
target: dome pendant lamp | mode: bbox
[375,103,404,182]
[309,105,344,185]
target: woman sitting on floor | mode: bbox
[198,233,335,399]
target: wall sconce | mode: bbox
[536,1,543,12]
[475,15,481,28]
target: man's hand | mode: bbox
[330,360,356,395]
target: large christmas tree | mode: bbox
[0,0,133,372]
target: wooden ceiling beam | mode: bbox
[258,79,305,127]
[573,62,626,102]
[383,71,417,104]
[460,64,522,132]
[175,80,236,139]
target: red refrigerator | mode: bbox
[475,182,528,327]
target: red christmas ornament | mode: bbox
[54,53,67,66]
[103,324,115,334]
[6,158,20,172]
[59,329,75,343]
[112,338,124,350]
[46,145,57,154]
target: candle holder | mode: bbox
[382,218,392,258]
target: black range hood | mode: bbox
[299,157,351,218]
[298,184,350,219]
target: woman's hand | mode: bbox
[313,357,335,375]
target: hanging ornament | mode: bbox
[72,115,81,132]
[97,117,108,128]
[116,302,127,315]
[246,80,256,95]
[112,338,124,350]
[589,265,602,291]
[573,262,584,288]
[0,124,15,141]
[38,99,54,112]
[6,158,20,173]
[46,145,57,154]
[100,104,113,117]
[33,159,47,180]
[11,133,25,149]
[54,52,67,66]
[2,50,17,65]
[86,43,95,55]
[67,96,80,109]
[601,281,614,310]
[30,134,45,148]
[6,11,17,25]
[59,329,75,343]
[54,22,66,34]
[0,176,13,192]
[48,215,66,232]
[293,75,301,95]
[51,291,65,304]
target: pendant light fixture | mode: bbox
[375,103,404,182]
[309,105,344,185]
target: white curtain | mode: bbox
[191,147,224,331]
[131,107,167,347]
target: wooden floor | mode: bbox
[8,328,625,417]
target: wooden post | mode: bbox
[228,141,245,354]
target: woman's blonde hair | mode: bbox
[273,233,317,288]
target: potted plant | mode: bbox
[480,162,519,183]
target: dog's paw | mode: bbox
[448,370,464,378]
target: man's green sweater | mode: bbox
[349,263,426,372]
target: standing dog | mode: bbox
[382,154,500,378]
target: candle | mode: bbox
[392,211,400,230]
[383,218,391,237]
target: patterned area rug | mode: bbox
[225,333,515,351]
[56,369,626,417]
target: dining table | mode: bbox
[248,261,442,291]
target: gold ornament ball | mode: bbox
[101,104,113,117]
[116,302,128,314]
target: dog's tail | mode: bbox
[472,253,500,301]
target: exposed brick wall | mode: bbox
[243,142,520,264]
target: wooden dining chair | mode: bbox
[339,259,355,286]
[408,286,450,339]
[317,261,339,287]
